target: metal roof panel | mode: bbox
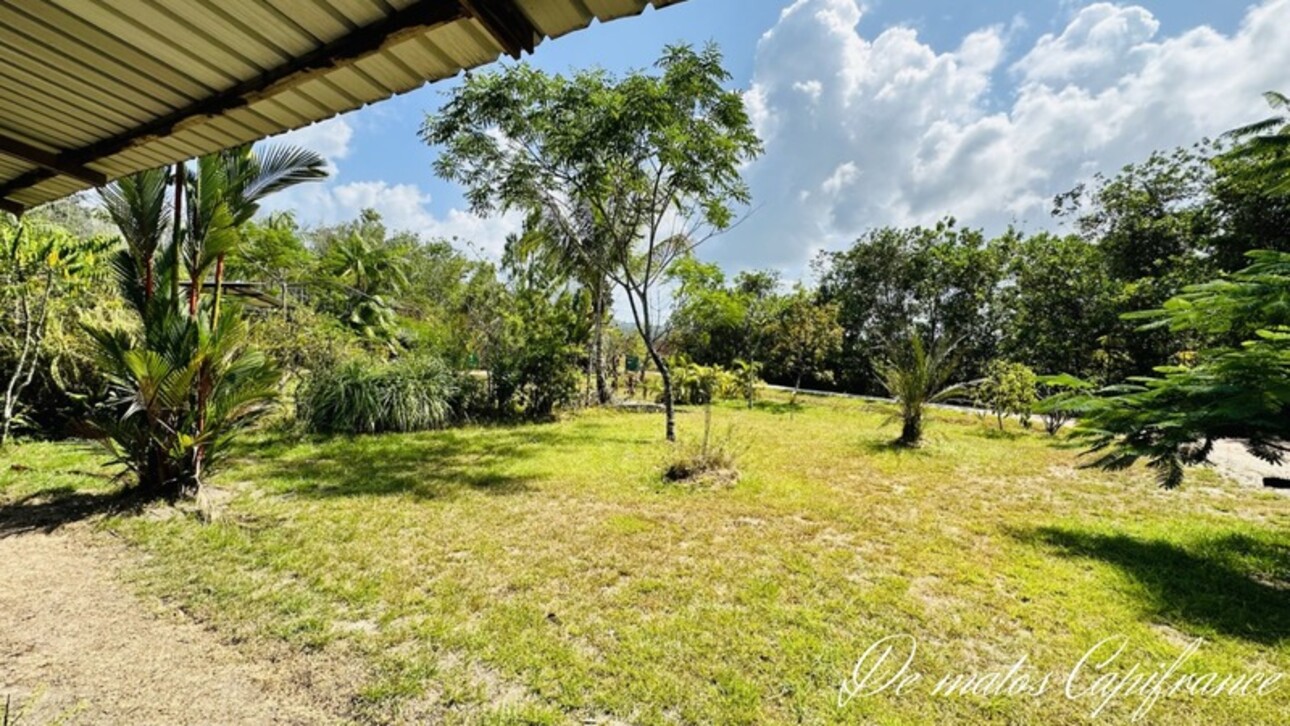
[0,0,684,215]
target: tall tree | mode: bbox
[815,220,1006,393]
[88,145,325,500]
[769,287,842,402]
[423,43,762,441]
[998,233,1122,381]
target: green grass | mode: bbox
[2,395,1287,724]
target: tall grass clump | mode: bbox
[297,356,459,434]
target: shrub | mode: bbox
[668,357,739,405]
[874,332,966,447]
[732,359,763,408]
[975,359,1039,430]
[297,356,459,434]
[1035,373,1095,435]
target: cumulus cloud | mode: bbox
[261,116,520,258]
[714,0,1290,275]
[271,116,354,165]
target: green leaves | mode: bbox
[874,332,964,446]
[1076,251,1290,487]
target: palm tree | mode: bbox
[88,144,325,500]
[186,144,327,320]
[518,205,615,405]
[319,229,409,347]
[874,331,966,447]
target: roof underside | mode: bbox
[0,0,683,215]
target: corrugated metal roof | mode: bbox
[0,0,685,215]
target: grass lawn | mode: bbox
[2,394,1287,724]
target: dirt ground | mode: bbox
[1209,439,1290,491]
[0,529,342,725]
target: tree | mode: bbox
[998,233,1122,382]
[423,43,762,441]
[462,240,583,420]
[668,257,783,370]
[509,208,614,405]
[1077,250,1290,487]
[1077,92,1290,488]
[874,332,965,447]
[1224,91,1290,194]
[226,211,310,315]
[770,287,842,402]
[816,220,1007,393]
[975,359,1038,431]
[0,220,112,444]
[87,145,325,500]
[1053,148,1216,379]
[316,212,410,349]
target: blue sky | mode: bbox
[269,0,1282,275]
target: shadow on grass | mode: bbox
[752,400,804,415]
[249,424,588,500]
[0,485,141,538]
[856,437,937,457]
[1016,526,1290,644]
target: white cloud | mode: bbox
[269,116,354,170]
[1013,3,1159,90]
[260,116,520,257]
[716,0,1290,276]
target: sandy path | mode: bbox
[0,531,339,725]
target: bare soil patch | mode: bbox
[0,528,341,725]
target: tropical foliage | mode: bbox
[84,145,326,499]
[1077,250,1290,487]
[423,43,763,441]
[874,332,965,447]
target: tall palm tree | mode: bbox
[186,144,327,321]
[518,204,615,404]
[88,144,326,500]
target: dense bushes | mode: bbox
[297,356,459,434]
[668,358,740,405]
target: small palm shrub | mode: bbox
[297,356,459,434]
[874,331,966,447]
[669,357,739,405]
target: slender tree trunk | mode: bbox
[2,271,52,446]
[593,287,609,405]
[645,344,675,442]
[212,253,226,324]
[170,162,184,304]
[792,370,802,405]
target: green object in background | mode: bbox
[467,353,479,369]
[626,355,640,372]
